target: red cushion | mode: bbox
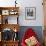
[21,28,41,46]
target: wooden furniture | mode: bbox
[0,7,19,24]
[43,0,46,26]
[44,28,46,46]
[0,7,19,46]
[2,40,19,46]
[0,41,2,46]
[43,0,46,46]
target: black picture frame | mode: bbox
[25,7,36,20]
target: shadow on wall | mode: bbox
[18,26,44,44]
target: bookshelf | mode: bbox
[0,7,19,46]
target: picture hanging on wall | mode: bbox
[25,7,36,20]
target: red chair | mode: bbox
[21,28,41,46]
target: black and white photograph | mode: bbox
[25,7,36,20]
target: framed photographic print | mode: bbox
[25,7,36,20]
[2,10,9,15]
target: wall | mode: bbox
[18,0,44,26]
[0,0,44,26]
[0,0,15,7]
